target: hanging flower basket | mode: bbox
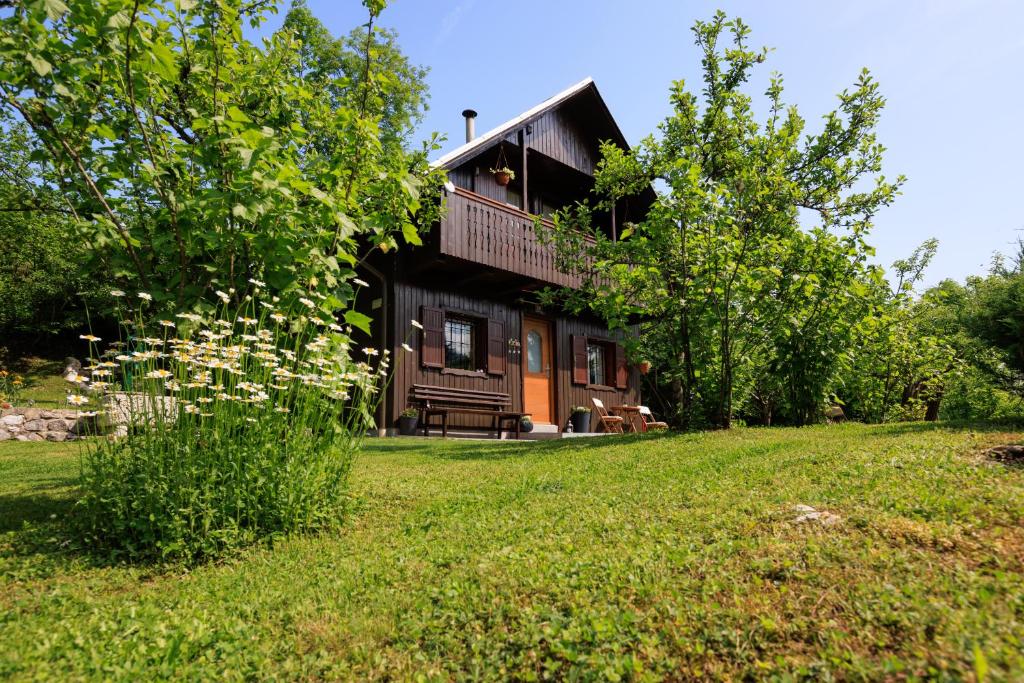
[638,360,652,375]
[491,166,514,187]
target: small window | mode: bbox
[587,342,606,386]
[445,317,475,370]
[526,330,542,373]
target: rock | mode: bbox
[64,357,82,373]
[44,431,68,442]
[0,429,10,441]
[23,419,46,432]
[46,419,67,431]
[793,504,842,527]
[1,414,24,427]
[986,445,1024,464]
[21,408,41,420]
[17,432,44,442]
[824,405,846,422]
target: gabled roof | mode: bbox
[431,77,630,170]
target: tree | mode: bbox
[0,116,99,337]
[542,12,903,428]
[0,0,443,322]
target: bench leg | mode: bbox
[516,417,521,440]
[442,412,448,439]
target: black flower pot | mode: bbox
[520,418,534,433]
[398,415,418,436]
[570,412,591,433]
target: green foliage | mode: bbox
[2,424,1024,678]
[76,289,389,562]
[0,118,97,336]
[541,12,903,428]
[0,0,444,314]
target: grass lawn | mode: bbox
[1,423,1023,680]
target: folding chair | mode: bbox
[591,397,624,434]
[638,406,668,432]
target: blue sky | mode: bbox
[263,0,1024,287]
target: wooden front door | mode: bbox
[523,316,554,424]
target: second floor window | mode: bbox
[445,317,476,371]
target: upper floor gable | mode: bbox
[432,78,651,225]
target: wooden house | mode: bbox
[360,78,654,436]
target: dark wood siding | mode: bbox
[503,107,601,176]
[386,281,640,433]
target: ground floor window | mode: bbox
[587,342,607,386]
[444,317,477,371]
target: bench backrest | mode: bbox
[410,384,511,410]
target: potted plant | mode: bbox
[638,360,652,375]
[490,166,515,187]
[398,407,419,436]
[569,406,591,433]
[519,415,534,433]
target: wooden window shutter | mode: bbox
[571,335,588,385]
[420,306,444,368]
[614,344,628,389]
[487,319,506,375]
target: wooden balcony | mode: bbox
[438,187,587,288]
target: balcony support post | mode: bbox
[518,128,529,213]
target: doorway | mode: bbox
[523,316,554,424]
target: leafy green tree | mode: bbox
[281,0,430,152]
[0,0,442,322]
[542,12,903,428]
[953,242,1024,399]
[0,116,99,336]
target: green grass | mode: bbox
[3,355,69,407]
[1,424,1023,680]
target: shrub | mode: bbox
[75,288,388,562]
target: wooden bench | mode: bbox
[409,384,524,439]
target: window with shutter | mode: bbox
[420,306,444,368]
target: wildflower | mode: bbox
[115,354,132,362]
[110,289,126,297]
[216,290,230,303]
[270,313,287,324]
[145,369,173,380]
[299,297,315,309]
[159,320,176,328]
[184,404,201,414]
[274,406,290,413]
[67,394,88,406]
[80,334,102,342]
[238,317,258,326]
[249,277,266,287]
[411,319,423,330]
[66,372,88,385]
[402,343,414,353]
[176,312,203,323]
[137,292,152,301]
[362,347,379,356]
[91,369,112,378]
[353,278,370,288]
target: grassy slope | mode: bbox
[1,424,1022,681]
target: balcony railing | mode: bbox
[439,187,588,288]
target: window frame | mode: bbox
[585,339,614,388]
[440,310,487,377]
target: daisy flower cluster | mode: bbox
[75,288,389,435]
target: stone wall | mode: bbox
[0,408,96,442]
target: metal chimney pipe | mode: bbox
[461,109,477,143]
